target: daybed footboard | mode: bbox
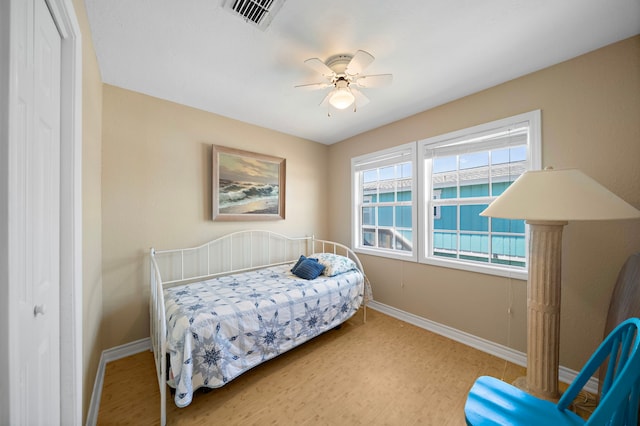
[149,230,371,425]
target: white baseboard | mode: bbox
[367,301,599,394]
[85,338,151,426]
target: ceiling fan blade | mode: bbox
[294,82,332,91]
[304,58,335,77]
[319,90,333,107]
[353,73,393,88]
[346,50,375,75]
[351,87,370,107]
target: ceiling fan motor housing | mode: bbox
[326,54,353,75]
[335,77,349,89]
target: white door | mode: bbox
[3,0,80,423]
[21,0,62,422]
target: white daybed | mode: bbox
[149,230,371,425]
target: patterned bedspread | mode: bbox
[164,262,364,407]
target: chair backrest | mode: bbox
[558,318,640,426]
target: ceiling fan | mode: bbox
[295,50,392,113]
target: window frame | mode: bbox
[417,110,541,279]
[350,111,541,279]
[351,142,418,262]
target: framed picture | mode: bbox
[212,145,286,221]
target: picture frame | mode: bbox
[212,145,286,221]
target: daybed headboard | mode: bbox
[150,230,363,287]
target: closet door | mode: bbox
[13,0,62,423]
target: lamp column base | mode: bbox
[522,220,567,401]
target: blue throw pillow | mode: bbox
[291,255,319,273]
[292,258,325,280]
[291,255,307,273]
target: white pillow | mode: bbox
[311,253,358,277]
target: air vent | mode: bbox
[221,0,287,30]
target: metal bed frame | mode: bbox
[149,230,369,425]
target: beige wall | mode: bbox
[101,86,329,348]
[72,0,104,421]
[86,22,638,416]
[327,36,640,371]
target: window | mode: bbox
[352,143,417,260]
[351,111,540,278]
[420,111,540,277]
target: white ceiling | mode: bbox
[85,0,640,145]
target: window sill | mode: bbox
[420,256,528,280]
[353,247,417,262]
[353,247,527,280]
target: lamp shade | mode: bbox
[481,168,640,221]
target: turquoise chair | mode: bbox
[464,317,640,425]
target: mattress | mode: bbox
[163,262,364,407]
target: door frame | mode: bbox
[50,1,83,423]
[49,1,83,423]
[1,0,82,423]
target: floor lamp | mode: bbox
[480,167,640,400]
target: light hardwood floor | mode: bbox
[97,309,589,425]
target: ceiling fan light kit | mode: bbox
[295,50,392,114]
[329,79,355,109]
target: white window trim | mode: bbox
[351,142,418,262]
[350,111,541,279]
[417,110,541,280]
